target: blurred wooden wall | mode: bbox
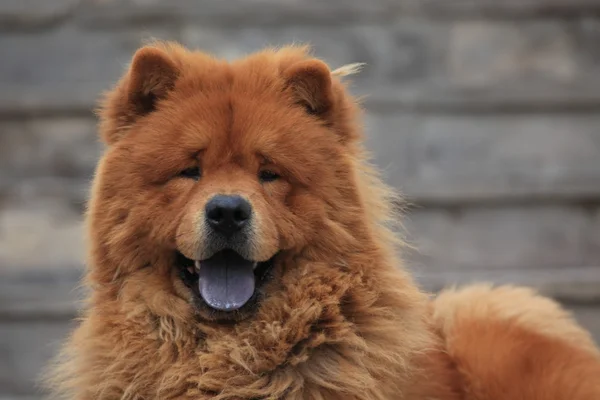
[1,1,600,398]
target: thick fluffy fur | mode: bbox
[46,42,600,399]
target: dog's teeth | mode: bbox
[187,266,194,275]
[194,260,201,272]
[253,262,258,270]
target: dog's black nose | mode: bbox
[205,195,252,236]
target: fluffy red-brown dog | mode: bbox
[46,42,600,399]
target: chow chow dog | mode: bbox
[46,42,600,399]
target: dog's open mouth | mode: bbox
[176,250,276,312]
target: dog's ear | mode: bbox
[99,46,180,145]
[283,59,335,118]
[127,47,179,116]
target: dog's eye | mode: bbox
[258,170,280,183]
[179,166,201,181]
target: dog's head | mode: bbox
[90,43,369,322]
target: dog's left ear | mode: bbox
[283,59,335,117]
[99,45,180,145]
[127,47,180,117]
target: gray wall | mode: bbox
[1,1,600,398]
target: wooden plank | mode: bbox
[415,265,600,301]
[403,205,600,272]
[413,0,600,18]
[181,19,600,112]
[73,0,399,27]
[71,0,600,28]
[0,0,80,31]
[0,268,84,319]
[0,25,180,115]
[365,113,600,202]
[0,118,101,181]
[0,320,73,396]
[2,18,600,114]
[0,182,86,272]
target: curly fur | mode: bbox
[44,42,600,400]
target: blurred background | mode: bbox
[2,0,600,398]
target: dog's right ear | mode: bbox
[99,46,180,145]
[283,59,334,118]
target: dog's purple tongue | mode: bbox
[198,250,255,311]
